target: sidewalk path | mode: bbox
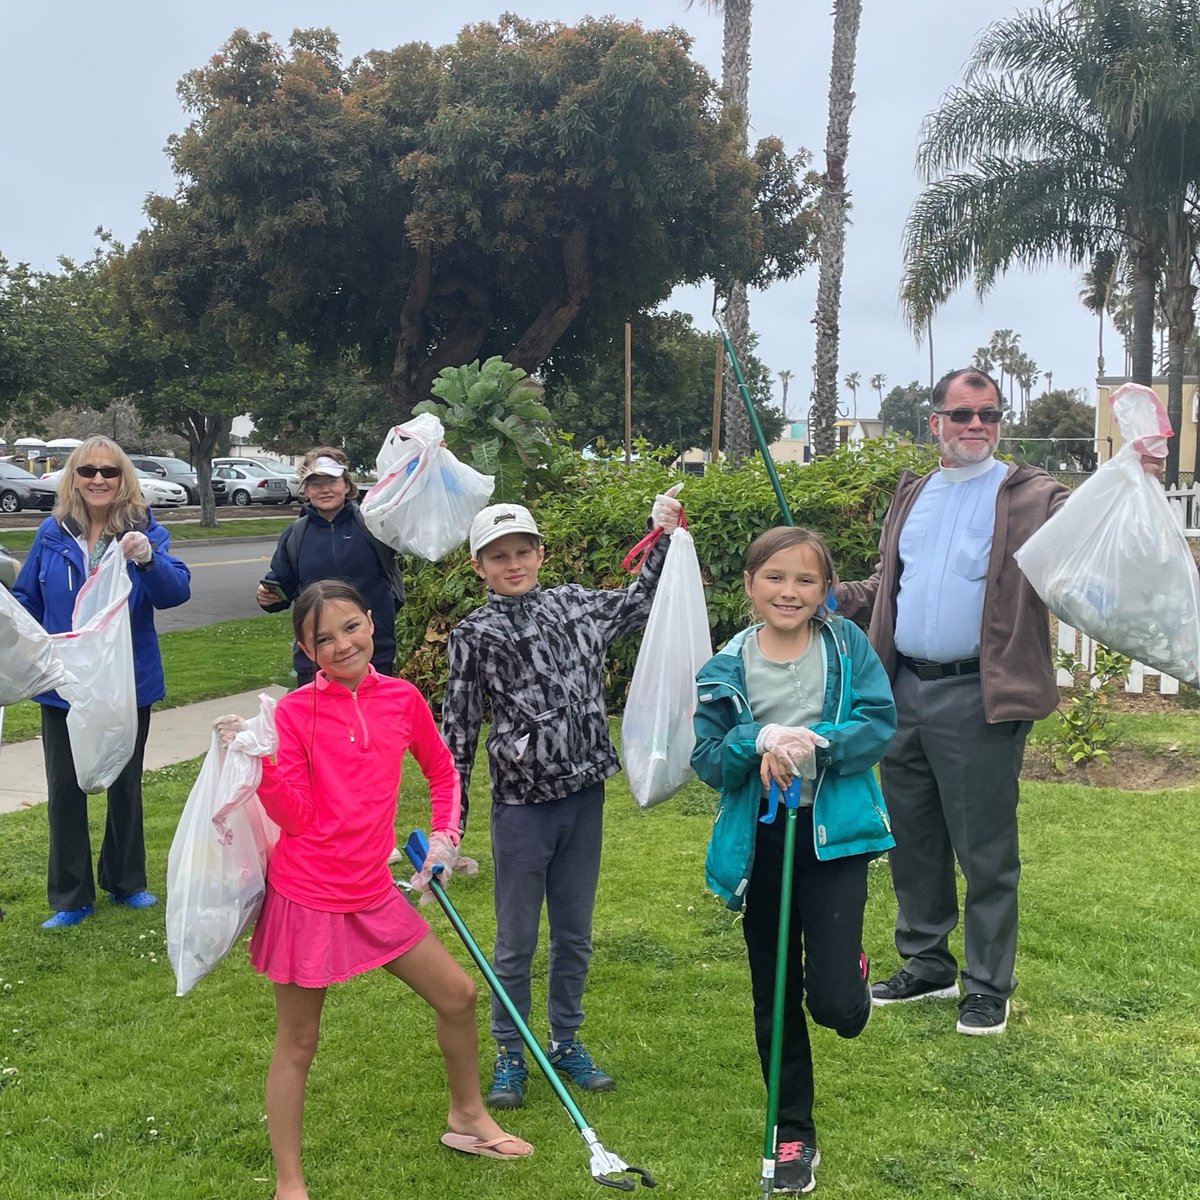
[0,687,287,816]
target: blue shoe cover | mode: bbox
[108,890,157,909]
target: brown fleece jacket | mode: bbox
[835,462,1069,723]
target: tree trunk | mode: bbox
[1161,203,1196,488]
[175,409,229,529]
[1126,226,1157,387]
[809,0,862,460]
[720,0,753,462]
[723,282,752,459]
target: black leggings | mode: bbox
[740,807,872,1146]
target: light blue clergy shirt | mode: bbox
[893,457,1006,663]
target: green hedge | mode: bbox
[396,438,937,710]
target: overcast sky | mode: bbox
[1,0,1122,419]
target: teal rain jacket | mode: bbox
[692,616,897,911]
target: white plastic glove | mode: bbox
[756,724,831,780]
[120,531,153,564]
[409,830,479,905]
[213,713,248,747]
[650,482,684,533]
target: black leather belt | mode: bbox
[898,654,980,681]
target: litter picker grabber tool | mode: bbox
[402,830,656,1192]
[756,779,802,1199]
[713,300,795,526]
[714,298,805,1198]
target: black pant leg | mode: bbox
[41,704,94,911]
[741,809,815,1145]
[96,706,152,900]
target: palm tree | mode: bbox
[989,328,1020,408]
[901,1,1200,420]
[778,368,793,420]
[843,370,861,417]
[869,372,886,409]
[1079,249,1119,377]
[809,0,863,458]
[689,0,754,460]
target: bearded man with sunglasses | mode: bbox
[835,368,1159,1035]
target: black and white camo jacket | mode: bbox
[442,536,669,827]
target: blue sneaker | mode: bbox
[108,890,157,909]
[42,905,94,929]
[548,1038,615,1092]
[485,1048,528,1109]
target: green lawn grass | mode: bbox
[2,727,1199,1199]
[0,516,293,554]
[1,614,296,744]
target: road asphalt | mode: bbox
[0,687,287,816]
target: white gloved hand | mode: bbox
[120,531,153,564]
[756,724,831,779]
[650,482,684,533]
[213,714,248,747]
[409,830,479,905]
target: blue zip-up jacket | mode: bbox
[691,616,897,910]
[260,503,398,677]
[13,513,192,709]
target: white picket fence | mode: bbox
[1056,622,1180,695]
[1165,485,1200,536]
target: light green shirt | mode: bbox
[742,628,824,805]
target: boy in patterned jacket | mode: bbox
[442,494,681,1109]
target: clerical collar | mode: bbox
[939,456,1000,483]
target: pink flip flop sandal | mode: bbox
[440,1131,534,1159]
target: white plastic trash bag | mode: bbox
[360,414,495,560]
[621,527,713,808]
[167,694,280,997]
[0,584,73,706]
[54,543,137,793]
[1014,383,1200,686]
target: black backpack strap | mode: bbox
[285,514,308,580]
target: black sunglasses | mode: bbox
[75,465,122,479]
[934,407,1004,424]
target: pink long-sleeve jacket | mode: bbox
[257,668,461,912]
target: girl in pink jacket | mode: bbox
[222,580,531,1200]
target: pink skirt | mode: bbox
[249,882,429,988]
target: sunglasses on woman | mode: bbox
[75,465,122,479]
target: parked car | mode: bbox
[128,455,204,505]
[41,467,189,508]
[0,462,58,514]
[212,464,290,506]
[212,456,301,501]
[135,471,188,507]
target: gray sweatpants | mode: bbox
[489,783,604,1047]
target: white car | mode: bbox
[136,471,189,507]
[41,468,189,507]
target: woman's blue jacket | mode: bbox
[13,514,192,709]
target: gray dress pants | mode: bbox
[880,666,1031,999]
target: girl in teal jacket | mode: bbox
[691,527,896,1195]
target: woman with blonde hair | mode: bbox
[257,445,404,687]
[14,437,192,928]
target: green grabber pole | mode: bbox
[714,304,795,527]
[714,302,800,1198]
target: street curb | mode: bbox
[5,532,282,558]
